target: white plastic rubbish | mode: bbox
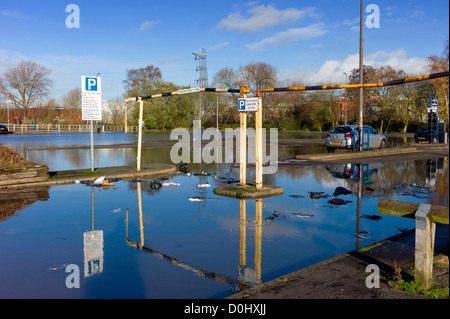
[93,176,106,185]
[162,181,180,186]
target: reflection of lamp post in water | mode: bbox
[125,181,236,286]
[355,164,363,251]
[83,186,104,278]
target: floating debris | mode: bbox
[197,183,211,188]
[396,226,409,233]
[362,179,374,185]
[162,181,180,186]
[93,176,106,185]
[272,211,280,217]
[49,264,68,271]
[215,176,240,184]
[309,192,329,199]
[328,198,351,205]
[333,186,352,197]
[158,176,169,181]
[265,216,275,221]
[289,195,305,199]
[193,172,211,176]
[188,197,203,202]
[150,180,162,190]
[179,163,188,173]
[362,214,382,221]
[110,208,121,213]
[365,187,375,192]
[295,213,314,218]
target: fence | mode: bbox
[1,123,140,133]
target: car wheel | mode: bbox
[379,140,387,149]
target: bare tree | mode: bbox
[0,60,53,121]
[106,96,125,126]
[60,87,81,110]
[238,62,278,94]
[123,65,162,97]
[213,67,238,89]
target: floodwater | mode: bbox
[1,131,413,171]
[0,132,447,299]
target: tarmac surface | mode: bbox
[228,225,449,300]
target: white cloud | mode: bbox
[217,4,319,32]
[246,23,327,52]
[207,42,230,51]
[138,20,160,32]
[280,49,428,85]
[0,9,35,20]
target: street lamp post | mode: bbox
[343,72,348,125]
[358,0,364,151]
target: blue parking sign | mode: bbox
[238,98,259,112]
[85,77,98,91]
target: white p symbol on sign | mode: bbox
[239,99,245,111]
[86,78,98,91]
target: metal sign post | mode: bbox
[238,88,263,190]
[428,96,439,144]
[82,76,102,171]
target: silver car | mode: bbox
[325,125,387,152]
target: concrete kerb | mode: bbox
[1,163,177,189]
[295,147,421,161]
[213,184,284,199]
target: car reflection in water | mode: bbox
[326,162,385,180]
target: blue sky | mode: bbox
[0,0,448,102]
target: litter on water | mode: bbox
[333,186,352,197]
[93,176,106,185]
[49,264,68,271]
[309,192,329,199]
[179,163,188,174]
[188,197,203,202]
[289,195,305,198]
[197,183,211,188]
[110,208,121,213]
[396,226,409,233]
[162,181,180,186]
[295,213,314,218]
[150,180,162,190]
[362,214,382,221]
[328,198,351,205]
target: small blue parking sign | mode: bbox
[85,77,98,91]
[238,98,259,112]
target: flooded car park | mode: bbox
[0,132,448,298]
